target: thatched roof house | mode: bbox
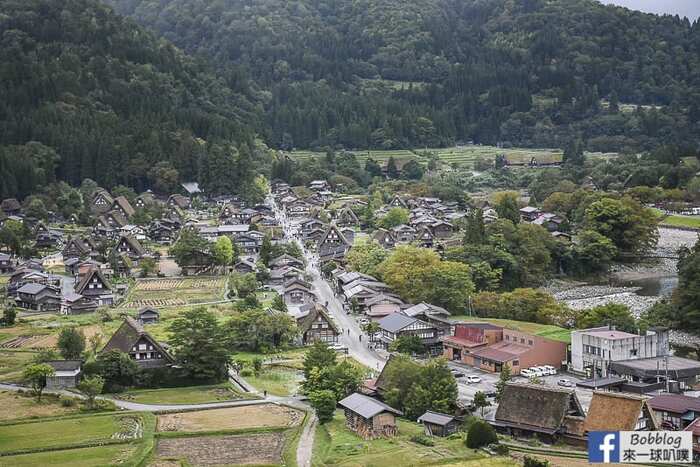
[493,382,586,441]
[583,391,659,433]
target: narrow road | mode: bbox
[270,196,386,372]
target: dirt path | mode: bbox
[296,412,317,467]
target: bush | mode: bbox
[309,389,337,424]
[491,443,509,455]
[60,398,77,407]
[524,456,549,467]
[410,434,435,446]
[466,420,498,449]
[240,368,253,377]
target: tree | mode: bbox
[493,192,520,224]
[252,357,263,376]
[577,303,637,333]
[377,207,409,229]
[304,361,364,400]
[0,219,29,256]
[389,335,425,355]
[463,208,486,245]
[23,364,54,401]
[365,158,382,177]
[402,160,424,180]
[259,234,273,266]
[473,391,491,417]
[403,359,458,419]
[227,308,297,352]
[495,365,512,402]
[2,307,16,326]
[674,239,700,331]
[386,157,399,179]
[524,457,550,467]
[584,197,659,257]
[303,341,337,380]
[230,273,259,299]
[346,239,388,277]
[24,196,48,220]
[563,138,585,166]
[77,375,104,409]
[33,348,59,363]
[309,390,336,424]
[466,420,498,448]
[139,257,158,277]
[212,236,234,266]
[57,327,85,360]
[571,230,617,274]
[378,246,474,313]
[95,350,139,392]
[363,321,381,341]
[170,228,212,268]
[169,307,230,381]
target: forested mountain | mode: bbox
[0,0,264,198]
[108,0,700,152]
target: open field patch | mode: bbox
[662,215,700,230]
[156,432,286,466]
[312,410,483,467]
[114,383,251,405]
[124,298,188,308]
[0,391,81,421]
[245,366,303,397]
[0,414,129,453]
[0,444,137,467]
[0,350,38,382]
[157,404,303,433]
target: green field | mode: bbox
[661,215,700,229]
[0,444,137,467]
[312,410,487,466]
[0,414,122,453]
[113,383,254,405]
[246,366,303,397]
[454,317,571,343]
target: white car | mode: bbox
[465,375,482,384]
[528,367,546,377]
[359,318,370,326]
[541,365,557,375]
[520,368,535,378]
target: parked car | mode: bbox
[359,318,370,326]
[557,378,574,387]
[541,365,557,375]
[450,369,465,378]
[520,368,535,378]
[465,375,482,384]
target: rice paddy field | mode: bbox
[289,145,616,169]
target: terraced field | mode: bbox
[289,145,616,169]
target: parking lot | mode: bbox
[447,361,596,418]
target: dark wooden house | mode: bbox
[297,304,340,345]
[338,393,403,439]
[417,411,460,437]
[101,317,174,368]
[137,307,160,324]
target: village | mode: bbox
[1,166,700,467]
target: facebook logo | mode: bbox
[589,431,620,463]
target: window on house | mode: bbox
[528,340,533,346]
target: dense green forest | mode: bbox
[109,0,700,152]
[0,0,264,198]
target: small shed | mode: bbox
[137,307,160,324]
[45,360,82,390]
[417,411,460,437]
[338,393,403,439]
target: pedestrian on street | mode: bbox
[264,390,267,398]
[359,335,362,342]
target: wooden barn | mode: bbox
[338,393,402,439]
[417,411,460,437]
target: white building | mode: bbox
[570,326,669,377]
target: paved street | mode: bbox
[270,196,387,373]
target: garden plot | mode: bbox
[125,277,225,308]
[156,432,286,466]
[0,334,56,349]
[157,404,303,433]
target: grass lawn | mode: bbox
[662,215,700,229]
[438,459,518,466]
[246,366,302,397]
[0,414,122,453]
[112,383,253,405]
[312,410,485,467]
[0,444,137,467]
[0,350,38,382]
[453,317,571,344]
[0,391,82,421]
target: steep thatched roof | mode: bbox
[297,304,339,335]
[584,391,659,432]
[101,317,173,363]
[494,383,585,434]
